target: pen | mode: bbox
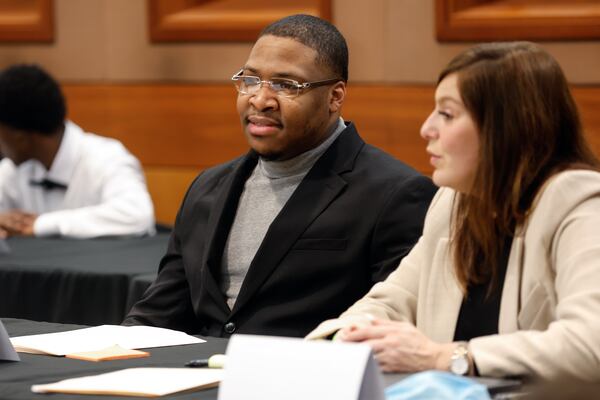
[185,354,227,368]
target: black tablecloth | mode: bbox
[0,318,226,400]
[0,234,169,325]
[0,319,524,399]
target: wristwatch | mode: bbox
[450,343,470,376]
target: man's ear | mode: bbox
[328,81,346,113]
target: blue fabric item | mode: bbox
[385,371,491,400]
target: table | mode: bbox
[1,319,524,400]
[0,233,169,325]
[0,318,226,400]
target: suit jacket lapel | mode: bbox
[230,123,365,316]
[200,152,259,316]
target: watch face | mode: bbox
[451,355,469,375]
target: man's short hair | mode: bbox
[260,14,349,82]
[0,64,66,135]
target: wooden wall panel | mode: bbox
[143,166,200,223]
[436,0,600,41]
[62,84,600,223]
[64,85,246,168]
[0,0,53,42]
[148,0,331,42]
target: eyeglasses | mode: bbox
[231,69,342,99]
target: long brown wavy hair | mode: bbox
[439,42,599,291]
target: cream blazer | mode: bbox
[307,170,600,381]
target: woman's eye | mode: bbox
[438,110,453,120]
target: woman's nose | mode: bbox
[420,112,438,140]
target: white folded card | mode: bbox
[10,325,204,356]
[31,367,223,397]
[218,334,385,400]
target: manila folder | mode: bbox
[31,367,223,397]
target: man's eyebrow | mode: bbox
[241,66,304,81]
[242,66,259,75]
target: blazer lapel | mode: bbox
[199,153,259,316]
[422,234,525,340]
[230,123,364,316]
[498,236,524,333]
[421,238,464,343]
[422,237,526,340]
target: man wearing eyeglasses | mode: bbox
[124,14,436,337]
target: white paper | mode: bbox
[0,320,19,361]
[10,325,204,356]
[218,334,384,400]
[32,367,223,396]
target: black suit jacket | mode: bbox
[124,123,436,337]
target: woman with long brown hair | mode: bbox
[307,42,600,380]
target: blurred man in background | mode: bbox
[0,64,155,238]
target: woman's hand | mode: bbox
[338,319,455,373]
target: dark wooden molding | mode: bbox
[62,83,600,223]
[0,0,54,42]
[436,0,600,41]
[148,0,332,42]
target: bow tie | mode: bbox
[29,178,68,191]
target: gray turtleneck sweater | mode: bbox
[220,118,346,309]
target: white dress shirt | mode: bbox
[0,121,155,238]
